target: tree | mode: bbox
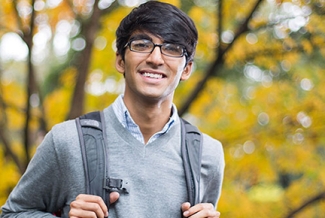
[0,0,121,204]
[1,0,325,216]
[177,0,325,217]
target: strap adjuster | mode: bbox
[104,178,129,194]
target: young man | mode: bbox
[1,1,224,218]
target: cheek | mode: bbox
[172,58,186,73]
[123,51,143,70]
[175,65,186,79]
[123,59,138,74]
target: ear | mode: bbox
[115,52,125,74]
[180,61,193,81]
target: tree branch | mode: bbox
[217,0,223,56]
[102,0,120,15]
[0,72,25,174]
[0,127,25,174]
[21,0,38,165]
[285,191,325,218]
[12,0,24,34]
[178,0,265,116]
[223,0,264,55]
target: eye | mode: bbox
[162,44,183,55]
[131,40,152,51]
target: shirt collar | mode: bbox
[112,95,178,142]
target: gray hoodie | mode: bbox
[1,106,225,218]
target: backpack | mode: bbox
[75,110,203,209]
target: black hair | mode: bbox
[115,1,198,63]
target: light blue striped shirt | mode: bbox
[112,95,178,144]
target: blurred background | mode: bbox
[0,0,324,217]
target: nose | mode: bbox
[146,46,164,66]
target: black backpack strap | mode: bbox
[180,118,203,206]
[75,111,201,209]
[76,111,109,205]
[75,111,129,209]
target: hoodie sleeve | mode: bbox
[1,120,85,218]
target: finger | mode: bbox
[72,194,108,218]
[110,191,120,204]
[181,202,191,216]
[85,195,108,217]
[181,202,191,212]
[69,206,97,218]
[183,203,217,218]
[207,210,221,218]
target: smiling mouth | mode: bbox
[142,72,165,79]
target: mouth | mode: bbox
[140,71,166,79]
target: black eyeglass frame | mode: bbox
[124,39,188,58]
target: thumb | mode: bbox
[110,192,120,204]
[181,202,191,212]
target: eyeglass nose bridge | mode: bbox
[149,43,164,55]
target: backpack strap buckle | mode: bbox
[104,178,130,194]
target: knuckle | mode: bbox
[70,200,79,208]
[94,195,104,204]
[202,203,213,209]
[93,195,101,202]
[89,202,101,211]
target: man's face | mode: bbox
[115,32,193,103]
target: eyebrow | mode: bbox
[128,33,152,42]
[128,33,182,46]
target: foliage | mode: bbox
[1,0,325,217]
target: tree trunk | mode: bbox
[67,0,103,119]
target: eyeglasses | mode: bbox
[124,39,187,58]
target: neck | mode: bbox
[123,94,174,143]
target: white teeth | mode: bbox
[143,72,163,79]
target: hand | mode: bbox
[181,202,221,218]
[69,192,120,218]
